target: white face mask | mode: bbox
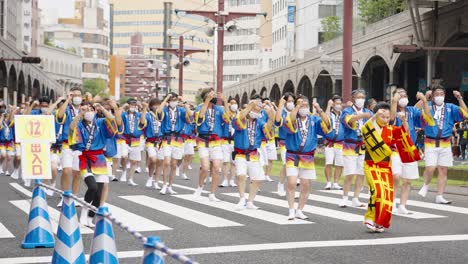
[354,99,365,109]
[434,96,445,106]
[169,101,178,109]
[334,105,342,112]
[230,104,238,112]
[129,107,136,113]
[398,98,409,108]
[40,107,49,114]
[286,102,295,111]
[298,108,309,117]
[84,112,95,122]
[72,96,82,106]
[249,112,260,119]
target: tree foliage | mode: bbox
[83,78,108,97]
[321,16,341,43]
[358,0,406,24]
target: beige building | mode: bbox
[111,0,217,102]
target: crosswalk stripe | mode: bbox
[0,222,14,238]
[106,204,172,231]
[9,183,32,197]
[120,195,243,228]
[278,192,446,219]
[222,193,364,222]
[321,190,468,215]
[174,194,313,225]
[10,200,95,234]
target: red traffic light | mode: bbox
[21,57,42,64]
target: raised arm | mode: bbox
[347,111,371,125]
[325,99,333,116]
[24,100,39,115]
[47,97,65,115]
[313,102,330,128]
[390,92,400,122]
[238,101,256,120]
[199,91,215,119]
[290,98,303,125]
[69,105,85,134]
[454,90,468,114]
[157,95,171,115]
[109,100,122,126]
[275,97,286,123]
[416,91,432,121]
[397,112,409,131]
[57,93,72,119]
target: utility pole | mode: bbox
[176,0,266,103]
[342,0,353,102]
[157,35,209,96]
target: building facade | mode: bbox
[111,0,216,102]
[223,0,272,88]
[109,54,125,99]
[42,0,110,85]
[0,0,63,104]
[37,44,82,94]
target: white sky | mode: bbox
[38,0,75,18]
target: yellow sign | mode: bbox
[14,115,56,143]
[21,143,52,180]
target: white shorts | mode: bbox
[147,145,165,160]
[265,142,278,161]
[115,143,127,159]
[15,144,21,156]
[235,158,265,181]
[343,155,365,176]
[7,148,16,156]
[184,143,195,155]
[286,167,316,180]
[62,149,80,171]
[425,147,453,167]
[325,147,344,166]
[51,153,61,164]
[393,157,419,180]
[258,146,268,166]
[163,145,184,160]
[198,146,223,161]
[84,173,109,183]
[106,160,113,177]
[222,144,233,163]
[128,145,142,161]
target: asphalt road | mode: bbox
[1,167,468,264]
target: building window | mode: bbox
[318,5,336,18]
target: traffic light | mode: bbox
[21,57,42,64]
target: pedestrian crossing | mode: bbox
[321,189,468,215]
[2,181,468,240]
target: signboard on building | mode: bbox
[288,6,295,23]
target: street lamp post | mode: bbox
[156,35,209,96]
[176,0,266,103]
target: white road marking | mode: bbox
[223,193,364,222]
[2,234,468,263]
[322,189,468,215]
[0,222,14,238]
[9,183,32,197]
[175,194,313,225]
[10,200,94,234]
[120,195,243,228]
[274,192,447,219]
[106,204,172,231]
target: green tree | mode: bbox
[321,16,341,43]
[83,78,109,97]
[358,0,406,24]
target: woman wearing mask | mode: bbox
[233,97,275,210]
[219,98,238,187]
[278,96,331,220]
[339,89,373,208]
[324,95,345,191]
[144,98,165,189]
[69,102,117,227]
[274,92,296,196]
[390,88,433,214]
[418,86,468,204]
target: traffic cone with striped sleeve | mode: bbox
[141,236,165,264]
[51,190,86,264]
[89,206,118,264]
[21,181,55,248]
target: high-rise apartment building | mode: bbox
[42,0,110,84]
[223,0,272,87]
[111,0,216,102]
